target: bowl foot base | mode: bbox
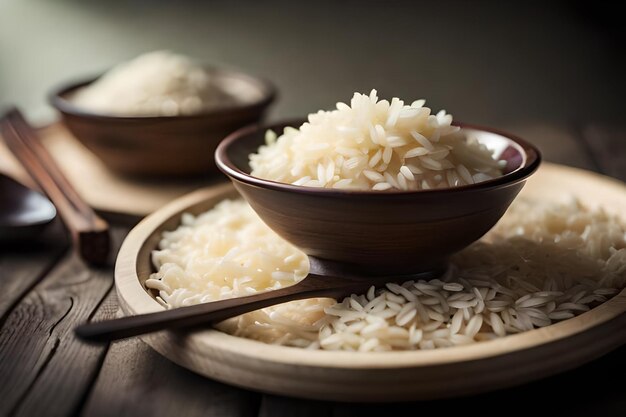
[308,256,447,282]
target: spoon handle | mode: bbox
[75,274,370,343]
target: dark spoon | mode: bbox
[75,257,442,343]
[0,173,56,242]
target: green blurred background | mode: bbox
[1,0,623,130]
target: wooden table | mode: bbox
[1,125,624,417]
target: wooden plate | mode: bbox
[115,163,626,402]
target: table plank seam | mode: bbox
[0,245,69,329]
[84,282,116,324]
[48,296,74,337]
[72,284,119,417]
[73,286,117,417]
[72,344,111,417]
[9,336,61,416]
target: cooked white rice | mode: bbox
[72,50,241,116]
[249,90,505,191]
[146,198,626,351]
[149,200,308,304]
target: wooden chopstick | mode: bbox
[9,111,96,219]
[0,108,110,265]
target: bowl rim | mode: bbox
[215,119,542,196]
[48,67,277,121]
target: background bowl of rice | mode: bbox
[50,69,276,177]
[216,119,541,275]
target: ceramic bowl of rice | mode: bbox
[216,90,541,274]
[50,51,276,177]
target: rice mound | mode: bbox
[249,90,504,191]
[72,50,239,116]
[146,198,626,351]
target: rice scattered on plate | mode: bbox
[249,90,505,191]
[146,198,626,351]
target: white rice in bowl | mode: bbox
[146,198,626,351]
[72,50,243,116]
[249,90,506,191]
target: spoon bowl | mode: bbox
[216,120,541,275]
[0,173,56,242]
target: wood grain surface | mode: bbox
[0,221,67,319]
[0,228,124,417]
[82,336,260,417]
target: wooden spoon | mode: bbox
[75,257,441,342]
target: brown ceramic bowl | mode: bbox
[50,69,276,177]
[216,119,541,276]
